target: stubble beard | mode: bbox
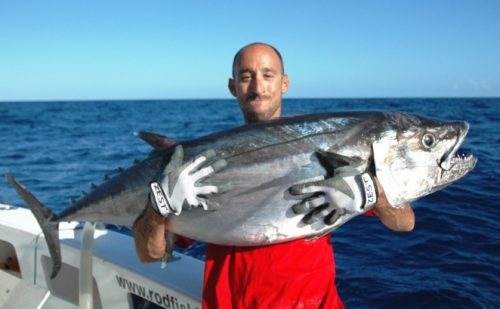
[242,99,281,124]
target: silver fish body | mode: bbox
[168,111,477,245]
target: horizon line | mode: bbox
[1,95,499,103]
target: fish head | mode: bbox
[373,113,477,207]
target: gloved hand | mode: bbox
[149,145,230,217]
[289,167,377,225]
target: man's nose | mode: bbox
[250,76,263,94]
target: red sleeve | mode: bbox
[363,209,377,217]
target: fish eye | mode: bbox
[422,133,436,149]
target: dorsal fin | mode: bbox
[134,131,177,151]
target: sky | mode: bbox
[1,1,499,101]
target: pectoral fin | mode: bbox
[315,149,364,176]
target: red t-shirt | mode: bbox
[202,235,344,309]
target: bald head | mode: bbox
[232,43,285,78]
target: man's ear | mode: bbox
[228,78,237,97]
[281,74,289,94]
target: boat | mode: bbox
[0,203,203,308]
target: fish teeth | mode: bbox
[451,153,473,164]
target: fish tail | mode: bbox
[5,174,62,278]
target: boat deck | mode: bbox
[0,204,203,308]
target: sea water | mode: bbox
[0,98,498,308]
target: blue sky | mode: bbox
[1,1,499,101]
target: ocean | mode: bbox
[0,98,498,308]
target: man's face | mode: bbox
[229,45,289,123]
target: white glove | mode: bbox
[149,145,229,217]
[289,168,377,225]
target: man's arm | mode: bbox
[289,170,415,231]
[133,206,171,262]
[372,178,415,232]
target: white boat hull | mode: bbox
[0,204,203,309]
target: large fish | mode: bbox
[6,111,476,278]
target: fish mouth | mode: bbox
[439,121,477,176]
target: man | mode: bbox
[133,42,415,308]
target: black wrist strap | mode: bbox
[359,173,377,209]
[149,182,172,217]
